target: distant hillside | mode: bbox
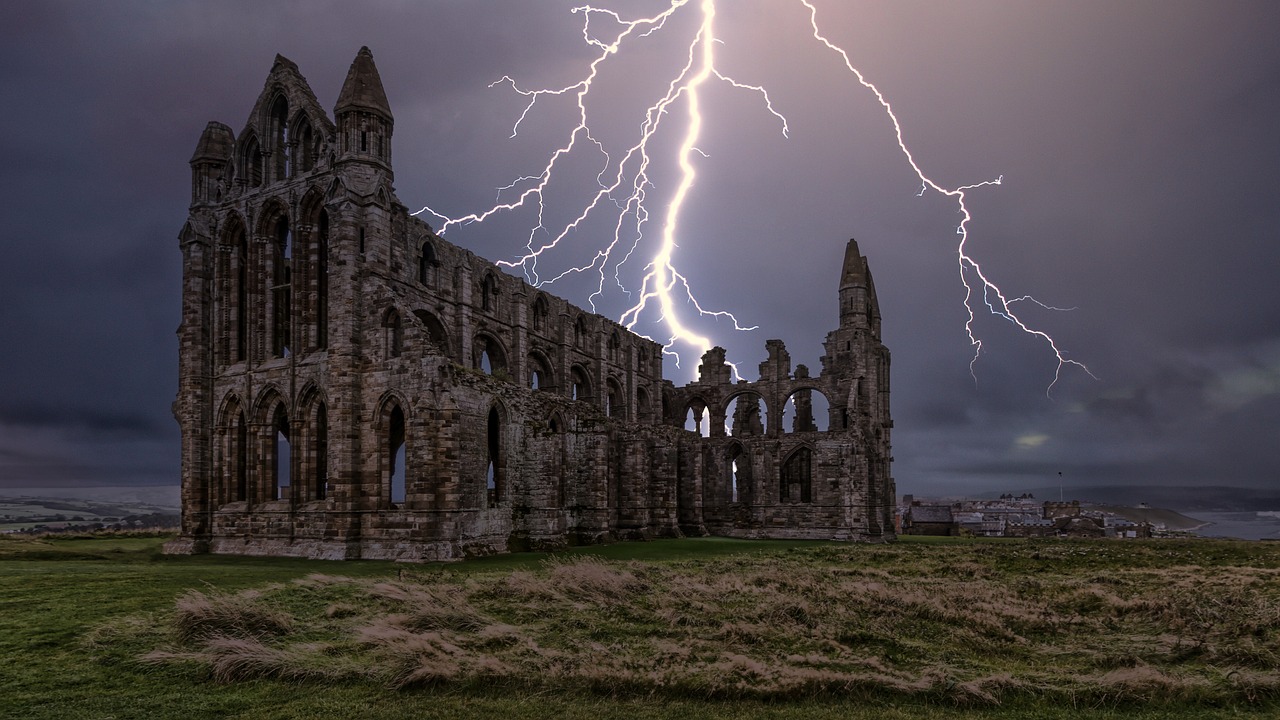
[1084,504,1207,531]
[0,485,179,509]
[989,485,1280,512]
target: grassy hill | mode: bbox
[2,533,1279,719]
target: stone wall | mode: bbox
[166,47,894,562]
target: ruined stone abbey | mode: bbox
[166,48,895,561]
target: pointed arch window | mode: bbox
[781,447,813,504]
[728,444,751,504]
[386,404,406,505]
[314,402,328,501]
[528,351,553,391]
[244,136,263,188]
[413,309,449,355]
[272,405,292,501]
[220,402,248,505]
[383,308,403,358]
[473,334,507,376]
[486,406,503,507]
[531,296,549,333]
[270,95,289,180]
[316,210,329,349]
[570,365,591,403]
[636,386,652,422]
[418,241,435,286]
[294,116,315,173]
[605,377,624,419]
[220,221,249,364]
[271,216,292,358]
[480,273,498,312]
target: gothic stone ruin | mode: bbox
[165,48,895,561]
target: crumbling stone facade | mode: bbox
[165,48,895,561]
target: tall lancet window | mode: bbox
[272,216,292,358]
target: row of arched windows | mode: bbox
[239,94,324,189]
[215,391,507,510]
[216,197,329,366]
[724,444,814,506]
[376,304,653,421]
[684,389,835,437]
[215,391,327,507]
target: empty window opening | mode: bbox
[234,230,248,362]
[782,389,830,433]
[418,241,434,286]
[486,407,502,507]
[684,401,709,437]
[297,120,314,172]
[388,405,406,505]
[606,379,623,418]
[727,445,751,505]
[781,447,813,504]
[359,227,365,255]
[636,387,651,422]
[245,136,263,187]
[725,393,767,437]
[234,411,248,502]
[413,309,448,353]
[314,403,328,501]
[528,352,552,391]
[531,296,548,332]
[481,274,497,312]
[473,335,506,376]
[570,366,590,403]
[273,407,291,500]
[271,95,289,180]
[316,210,329,349]
[384,309,403,358]
[272,216,292,358]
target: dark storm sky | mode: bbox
[2,1,1278,496]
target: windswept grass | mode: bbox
[132,540,1280,708]
[6,533,1280,718]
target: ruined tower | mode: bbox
[167,49,894,561]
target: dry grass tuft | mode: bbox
[136,539,1280,707]
[172,589,292,642]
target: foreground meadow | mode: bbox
[1,533,1278,719]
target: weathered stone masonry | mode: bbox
[165,48,895,561]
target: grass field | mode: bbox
[2,532,1278,719]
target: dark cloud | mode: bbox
[2,0,1278,497]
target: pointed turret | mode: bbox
[838,238,878,331]
[189,121,234,205]
[334,47,393,172]
[839,238,868,291]
[190,121,234,164]
[335,46,392,121]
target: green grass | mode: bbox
[2,533,1279,719]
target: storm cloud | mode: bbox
[2,1,1278,496]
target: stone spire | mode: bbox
[335,46,391,121]
[838,238,879,331]
[840,238,867,291]
[189,121,234,164]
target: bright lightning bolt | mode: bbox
[798,0,1094,394]
[415,0,1092,393]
